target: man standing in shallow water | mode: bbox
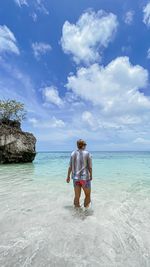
[66,139,92,208]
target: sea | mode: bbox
[0,151,150,267]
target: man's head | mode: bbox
[77,139,87,149]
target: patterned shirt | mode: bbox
[69,149,92,180]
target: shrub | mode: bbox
[0,99,26,122]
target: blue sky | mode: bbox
[1,0,150,151]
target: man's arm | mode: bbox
[88,153,92,180]
[88,167,92,180]
[66,166,72,183]
[66,154,72,183]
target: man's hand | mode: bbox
[66,166,72,183]
[66,177,70,183]
[89,177,92,181]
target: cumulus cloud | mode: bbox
[67,57,150,115]
[43,86,63,107]
[143,2,150,27]
[0,25,20,55]
[61,10,118,65]
[32,42,52,59]
[124,10,134,25]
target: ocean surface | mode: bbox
[0,151,150,267]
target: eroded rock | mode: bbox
[0,119,36,163]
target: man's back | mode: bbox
[69,149,92,180]
[66,139,92,208]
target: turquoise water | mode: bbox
[0,152,150,266]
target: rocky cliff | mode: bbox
[0,119,36,163]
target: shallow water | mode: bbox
[0,152,150,267]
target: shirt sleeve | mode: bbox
[87,153,92,168]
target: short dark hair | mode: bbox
[77,139,87,149]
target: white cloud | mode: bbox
[61,10,118,65]
[81,111,142,133]
[14,0,28,7]
[124,10,134,25]
[43,86,63,107]
[143,2,150,27]
[147,48,150,59]
[14,0,49,15]
[133,137,150,144]
[0,25,20,55]
[81,111,115,130]
[82,111,96,129]
[2,51,149,149]
[32,42,52,59]
[117,115,141,125]
[35,0,49,15]
[51,116,65,128]
[67,57,150,115]
[29,116,65,128]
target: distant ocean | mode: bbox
[0,151,150,267]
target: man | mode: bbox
[66,139,92,208]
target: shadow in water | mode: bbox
[64,205,94,220]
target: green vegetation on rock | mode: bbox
[0,99,26,122]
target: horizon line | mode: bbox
[36,150,150,153]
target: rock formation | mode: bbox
[0,119,36,163]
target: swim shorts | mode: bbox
[73,179,91,188]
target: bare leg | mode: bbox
[82,187,91,208]
[74,185,81,207]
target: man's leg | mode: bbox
[74,183,81,207]
[82,185,91,208]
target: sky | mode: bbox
[1,0,150,151]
